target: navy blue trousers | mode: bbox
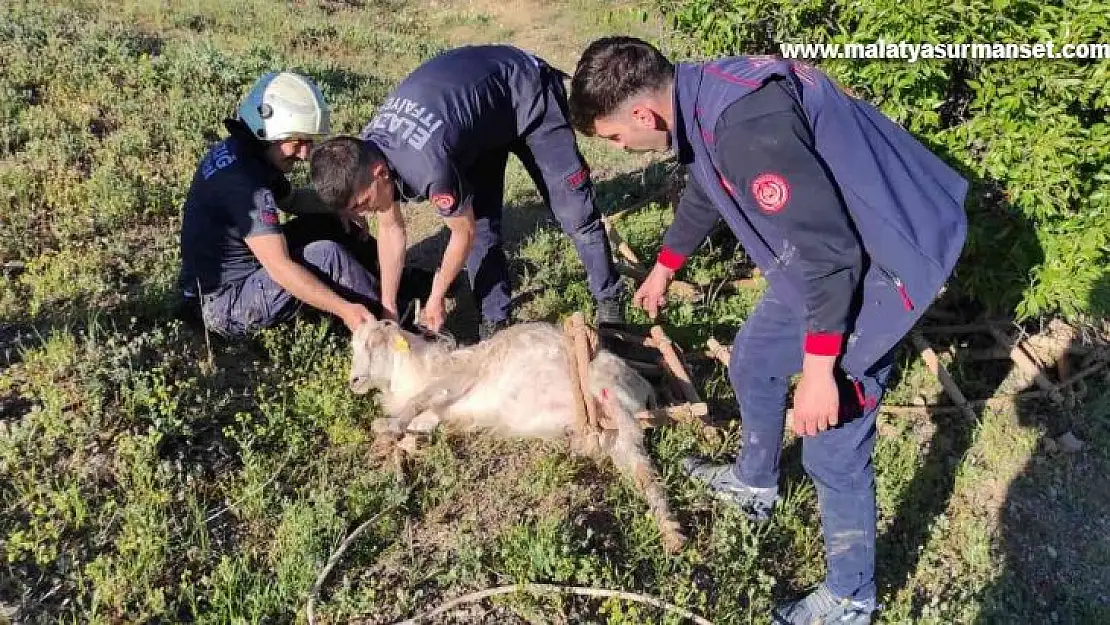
[730,288,896,603]
[200,215,382,337]
[464,66,621,323]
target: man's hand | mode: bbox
[421,294,446,332]
[791,354,840,436]
[379,305,399,322]
[420,208,474,334]
[632,263,675,320]
[247,233,367,329]
[337,301,375,333]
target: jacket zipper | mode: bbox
[878,266,915,311]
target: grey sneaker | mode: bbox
[682,457,778,522]
[772,584,875,625]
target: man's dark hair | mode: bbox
[569,36,675,135]
[310,136,386,210]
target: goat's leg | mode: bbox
[406,410,442,433]
[388,378,474,432]
[600,397,687,554]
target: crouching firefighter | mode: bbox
[178,71,430,338]
[309,45,625,341]
[569,38,968,623]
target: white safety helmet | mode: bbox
[236,71,331,141]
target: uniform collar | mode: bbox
[669,66,699,165]
[224,118,291,194]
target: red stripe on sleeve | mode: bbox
[657,246,686,271]
[804,332,843,356]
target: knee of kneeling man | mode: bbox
[301,239,345,263]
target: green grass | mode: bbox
[1,0,1109,623]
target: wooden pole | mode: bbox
[910,331,977,420]
[602,217,645,268]
[568,313,601,429]
[562,315,592,432]
[650,326,703,406]
[705,337,731,366]
[987,326,1065,404]
[634,402,709,427]
[615,263,701,301]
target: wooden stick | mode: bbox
[910,331,977,420]
[876,358,1108,418]
[307,507,396,625]
[729,277,762,290]
[616,263,701,301]
[650,326,703,405]
[1055,358,1109,390]
[878,393,1045,416]
[705,337,731,366]
[568,313,601,430]
[389,583,714,625]
[1024,334,1097,356]
[602,217,645,267]
[987,326,1064,404]
[562,316,591,432]
[634,402,709,427]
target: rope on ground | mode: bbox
[389,583,714,625]
[306,506,397,625]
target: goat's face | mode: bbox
[349,318,406,394]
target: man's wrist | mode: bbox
[801,352,838,376]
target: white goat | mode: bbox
[348,318,686,552]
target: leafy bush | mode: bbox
[660,0,1110,320]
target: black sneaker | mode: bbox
[478,318,511,342]
[682,457,778,522]
[595,297,625,328]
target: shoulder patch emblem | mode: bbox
[254,188,281,225]
[566,166,591,190]
[750,172,790,214]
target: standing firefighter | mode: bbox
[310,45,624,340]
[179,72,427,338]
[569,38,968,623]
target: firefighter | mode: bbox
[568,37,968,624]
[309,45,625,340]
[178,71,429,338]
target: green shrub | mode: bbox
[660,0,1110,320]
